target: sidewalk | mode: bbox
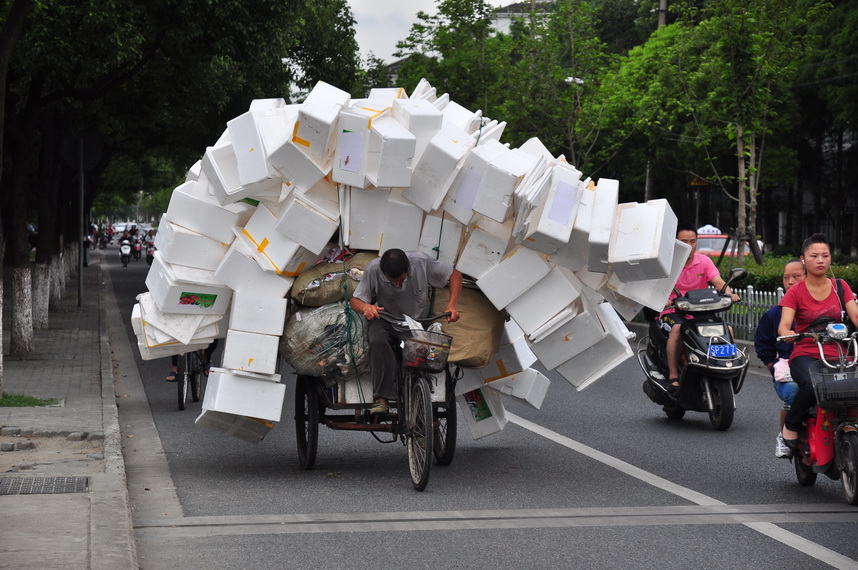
[0,252,136,569]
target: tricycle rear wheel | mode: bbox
[295,375,319,470]
[433,369,457,466]
[407,374,433,491]
[840,431,858,504]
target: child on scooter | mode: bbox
[753,259,805,457]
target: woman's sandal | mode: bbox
[165,371,178,382]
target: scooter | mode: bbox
[637,267,749,430]
[145,243,156,266]
[132,237,142,261]
[119,239,132,267]
[779,322,858,505]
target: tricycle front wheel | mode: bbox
[407,374,433,491]
[295,375,319,470]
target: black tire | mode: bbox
[407,374,433,491]
[433,369,457,466]
[122,257,128,267]
[146,256,153,266]
[707,380,735,431]
[295,375,319,470]
[177,357,189,411]
[189,352,202,403]
[663,403,686,420]
[794,446,818,487]
[840,431,858,504]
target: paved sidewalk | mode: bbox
[0,252,136,569]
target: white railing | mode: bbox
[724,285,784,341]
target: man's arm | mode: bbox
[709,276,740,302]
[445,269,462,322]
[350,295,382,320]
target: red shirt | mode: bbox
[779,278,855,360]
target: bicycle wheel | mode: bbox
[406,372,433,491]
[177,353,190,411]
[295,375,319,470]
[189,351,203,403]
[433,368,457,466]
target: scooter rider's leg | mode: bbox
[666,324,682,388]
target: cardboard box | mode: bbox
[505,265,584,336]
[347,187,390,250]
[476,246,552,310]
[608,199,678,282]
[228,291,288,337]
[332,105,389,187]
[145,253,232,315]
[366,115,417,188]
[215,240,294,298]
[417,211,464,267]
[274,179,340,255]
[221,329,281,375]
[458,387,508,439]
[554,302,634,391]
[472,148,539,223]
[587,178,619,273]
[487,368,550,410]
[194,409,275,444]
[454,216,514,280]
[202,143,282,206]
[202,367,285,421]
[402,124,475,213]
[391,98,443,162]
[293,81,351,167]
[380,189,424,254]
[521,163,583,255]
[442,139,509,225]
[154,214,229,271]
[165,180,255,244]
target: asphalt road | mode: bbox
[105,246,858,570]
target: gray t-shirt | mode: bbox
[352,251,454,319]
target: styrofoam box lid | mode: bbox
[588,178,619,243]
[476,246,553,309]
[208,366,281,383]
[157,253,222,286]
[392,98,444,126]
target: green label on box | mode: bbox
[178,292,217,309]
[464,389,492,422]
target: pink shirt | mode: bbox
[661,253,721,316]
[780,278,855,360]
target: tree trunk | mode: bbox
[735,123,747,265]
[10,266,35,358]
[32,262,50,329]
[0,237,4,398]
[50,248,64,309]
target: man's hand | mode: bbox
[446,307,460,323]
[362,304,383,320]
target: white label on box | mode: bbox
[548,180,578,224]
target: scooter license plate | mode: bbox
[709,344,736,358]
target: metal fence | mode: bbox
[724,285,784,341]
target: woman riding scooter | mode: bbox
[778,233,858,452]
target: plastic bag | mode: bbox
[773,358,792,383]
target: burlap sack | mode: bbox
[290,252,378,307]
[431,286,504,368]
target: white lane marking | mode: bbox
[508,413,858,570]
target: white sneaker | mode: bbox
[775,433,790,458]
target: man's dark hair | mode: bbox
[380,248,409,278]
[676,221,697,237]
[801,232,830,255]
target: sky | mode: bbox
[346,0,514,64]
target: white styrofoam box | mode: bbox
[403,124,476,213]
[145,253,232,315]
[505,266,584,336]
[478,330,538,382]
[454,216,514,280]
[332,105,388,187]
[606,239,690,312]
[186,159,203,182]
[137,291,212,345]
[194,409,274,444]
[441,100,482,133]
[131,303,143,336]
[227,110,284,188]
[410,78,437,101]
[366,116,417,188]
[518,136,555,161]
[215,240,294,298]
[521,163,583,255]
[268,139,327,193]
[221,329,280,375]
[475,246,552,310]
[458,387,508,439]
[526,299,606,370]
[608,199,678,282]
[454,367,486,396]
[233,225,320,278]
[487,368,550,410]
[510,161,551,246]
[228,291,288,337]
[417,210,464,267]
[202,367,285,422]
[367,87,408,107]
[442,139,508,225]
[475,120,506,143]
[391,98,443,162]
[166,180,255,244]
[340,371,447,404]
[202,143,282,206]
[554,302,634,391]
[292,80,350,167]
[587,178,619,273]
[472,147,539,223]
[239,202,305,273]
[154,214,229,271]
[274,178,340,255]
[380,189,424,254]
[347,187,390,250]
[137,340,211,361]
[549,178,595,271]
[248,97,286,111]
